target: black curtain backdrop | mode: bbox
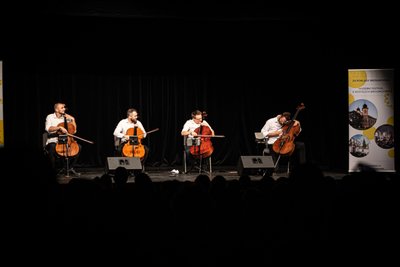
[2,7,399,171]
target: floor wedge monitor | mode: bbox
[237,155,274,176]
[106,157,142,171]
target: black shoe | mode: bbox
[69,168,81,177]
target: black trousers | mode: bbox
[46,142,81,171]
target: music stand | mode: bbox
[129,135,139,145]
[58,134,71,177]
[183,136,197,174]
[197,139,212,176]
[183,137,212,176]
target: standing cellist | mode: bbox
[45,102,82,176]
[261,111,301,174]
[113,108,149,166]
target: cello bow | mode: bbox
[126,128,160,138]
[66,133,95,144]
[195,134,225,138]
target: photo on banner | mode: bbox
[348,69,395,172]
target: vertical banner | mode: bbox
[348,69,395,172]
[0,61,3,147]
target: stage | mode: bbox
[55,165,348,184]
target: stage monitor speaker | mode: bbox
[106,157,142,172]
[237,155,274,176]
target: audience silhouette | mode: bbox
[3,146,397,265]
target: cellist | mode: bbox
[45,102,82,176]
[113,108,149,165]
[181,110,215,173]
[260,111,301,173]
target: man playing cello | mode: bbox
[181,110,216,173]
[113,108,149,167]
[45,102,81,176]
[261,111,301,174]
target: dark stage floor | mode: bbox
[55,165,348,184]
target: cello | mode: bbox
[272,103,305,156]
[189,111,225,159]
[122,127,159,159]
[55,115,94,157]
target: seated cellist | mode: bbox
[45,102,81,176]
[181,110,215,173]
[113,108,149,166]
[261,111,301,173]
